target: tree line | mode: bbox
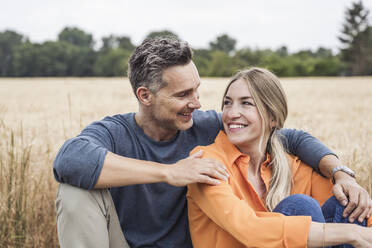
[0,1,371,77]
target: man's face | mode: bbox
[149,61,201,133]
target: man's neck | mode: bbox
[135,112,178,142]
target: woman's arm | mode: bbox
[308,222,372,247]
[189,178,372,248]
[188,180,312,247]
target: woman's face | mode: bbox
[222,78,264,150]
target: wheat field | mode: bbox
[0,77,371,247]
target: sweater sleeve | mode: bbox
[53,121,115,189]
[279,128,336,173]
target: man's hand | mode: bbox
[165,150,229,187]
[319,155,372,223]
[333,174,372,223]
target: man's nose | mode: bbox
[188,91,201,109]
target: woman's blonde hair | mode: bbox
[222,67,292,211]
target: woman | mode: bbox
[187,68,372,247]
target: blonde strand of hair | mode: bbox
[265,132,292,211]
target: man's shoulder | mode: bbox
[80,112,137,140]
[192,110,222,128]
[89,112,135,130]
[102,112,134,123]
[192,109,219,119]
[184,110,223,146]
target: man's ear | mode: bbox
[136,86,153,106]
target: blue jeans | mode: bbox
[273,194,367,248]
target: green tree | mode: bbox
[339,1,370,75]
[193,49,212,77]
[233,48,272,68]
[94,48,130,76]
[117,36,135,51]
[207,50,236,77]
[68,45,96,76]
[12,41,96,77]
[145,30,179,40]
[275,46,289,57]
[96,35,134,77]
[102,35,118,51]
[209,34,236,54]
[13,41,70,76]
[12,42,40,76]
[362,27,372,74]
[0,30,25,76]
[58,27,94,48]
[311,48,341,76]
[101,35,135,51]
[291,51,316,76]
[314,47,333,58]
[312,57,341,76]
[262,54,293,77]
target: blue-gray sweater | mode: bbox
[53,110,333,248]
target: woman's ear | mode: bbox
[136,86,153,106]
[270,118,277,129]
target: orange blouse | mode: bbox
[187,131,334,248]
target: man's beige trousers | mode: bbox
[56,183,130,248]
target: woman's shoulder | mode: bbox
[191,131,232,164]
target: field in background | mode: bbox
[0,77,371,247]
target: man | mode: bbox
[54,37,371,248]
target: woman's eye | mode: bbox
[223,100,231,105]
[242,101,253,106]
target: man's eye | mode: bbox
[177,92,187,97]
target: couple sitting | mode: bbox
[54,37,372,247]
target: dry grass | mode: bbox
[0,76,371,247]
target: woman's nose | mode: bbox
[227,104,241,118]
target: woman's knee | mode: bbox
[277,194,321,210]
[322,196,367,226]
[273,194,325,222]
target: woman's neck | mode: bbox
[237,136,270,176]
[249,153,266,174]
[239,144,268,199]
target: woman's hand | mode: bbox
[350,225,372,248]
[308,222,372,247]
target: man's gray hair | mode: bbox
[128,37,193,96]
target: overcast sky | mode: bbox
[1,0,371,52]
